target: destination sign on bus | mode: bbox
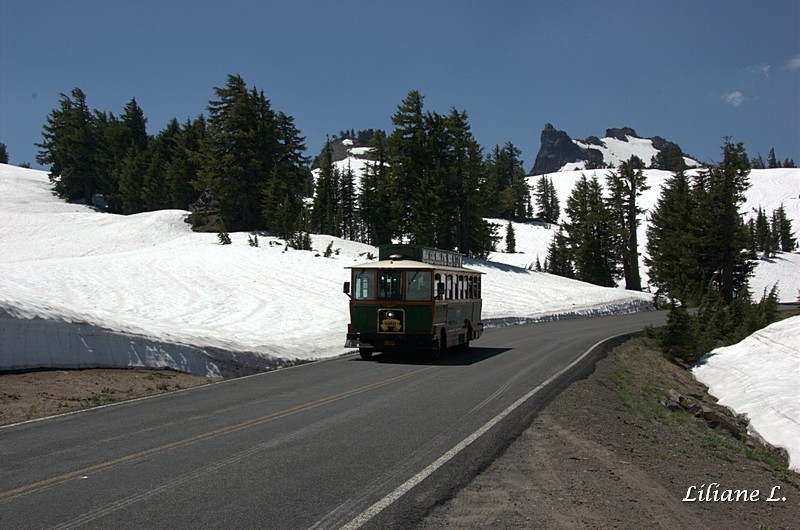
[421,248,462,268]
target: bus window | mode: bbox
[378,270,402,300]
[405,271,432,300]
[354,270,375,300]
[446,274,454,300]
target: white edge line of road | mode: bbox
[338,331,631,530]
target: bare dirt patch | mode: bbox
[417,338,800,530]
[0,368,215,426]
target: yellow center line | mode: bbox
[1,366,436,503]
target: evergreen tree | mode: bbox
[605,156,649,291]
[444,107,493,256]
[338,162,357,239]
[141,145,171,211]
[772,204,797,252]
[36,88,97,204]
[535,175,560,223]
[0,142,8,164]
[693,139,754,303]
[546,227,574,278]
[358,131,394,244]
[120,98,149,152]
[505,220,516,253]
[118,144,147,213]
[561,174,618,286]
[753,206,776,257]
[262,112,310,237]
[767,147,780,169]
[171,115,207,210]
[750,154,766,169]
[485,142,528,221]
[310,140,339,235]
[645,169,697,302]
[650,143,687,172]
[411,110,448,247]
[386,90,427,238]
[196,74,279,231]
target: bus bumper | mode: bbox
[345,332,438,351]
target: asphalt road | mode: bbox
[0,310,667,529]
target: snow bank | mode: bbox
[693,316,800,471]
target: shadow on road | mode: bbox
[349,346,512,366]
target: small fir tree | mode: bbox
[505,220,516,253]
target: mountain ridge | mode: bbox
[529,123,699,176]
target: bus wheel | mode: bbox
[460,323,472,351]
[431,330,446,360]
[359,348,373,360]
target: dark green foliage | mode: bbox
[650,142,687,171]
[652,285,780,364]
[196,74,278,232]
[647,140,754,305]
[380,92,495,257]
[484,142,530,221]
[772,204,797,252]
[505,220,516,253]
[338,163,357,240]
[35,83,303,234]
[767,148,780,169]
[534,175,559,223]
[118,145,148,213]
[645,169,697,301]
[36,88,97,204]
[358,131,394,245]
[386,90,427,237]
[557,174,618,286]
[0,142,9,164]
[606,156,649,291]
[262,112,311,238]
[310,140,339,236]
[694,139,753,303]
[216,219,231,245]
[546,227,574,278]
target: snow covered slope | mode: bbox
[0,164,652,376]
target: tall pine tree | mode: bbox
[606,156,649,291]
[36,88,97,204]
[196,74,279,231]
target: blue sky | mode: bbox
[1,0,798,172]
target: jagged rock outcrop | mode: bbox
[605,127,639,141]
[529,123,694,175]
[531,123,597,175]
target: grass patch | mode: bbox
[609,336,798,485]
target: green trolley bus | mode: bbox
[343,244,484,360]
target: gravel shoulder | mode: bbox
[416,337,800,530]
[2,339,798,529]
[0,368,214,426]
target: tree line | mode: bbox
[535,140,796,363]
[34,80,544,256]
[35,75,313,237]
[288,90,536,257]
